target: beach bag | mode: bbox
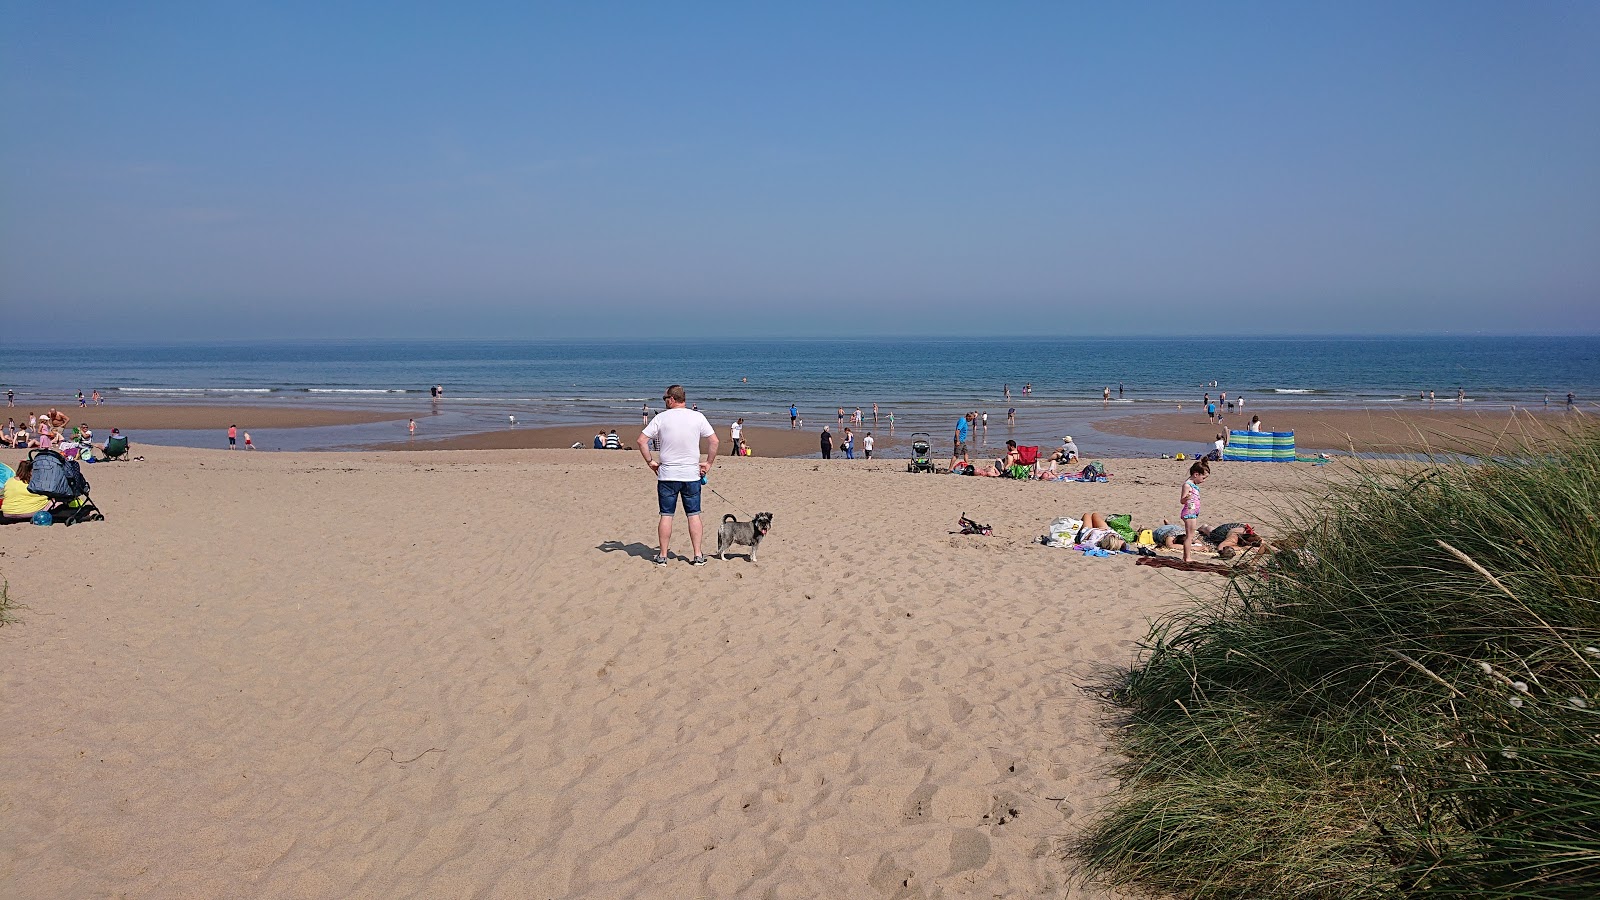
[28,450,75,500]
[1048,517,1083,543]
[1080,462,1107,479]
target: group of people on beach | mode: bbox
[818,426,873,460]
[4,408,94,452]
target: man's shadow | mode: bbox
[598,541,658,560]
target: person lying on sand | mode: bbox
[1073,512,1128,552]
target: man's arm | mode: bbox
[638,433,657,471]
[702,433,719,475]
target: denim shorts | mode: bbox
[657,479,702,516]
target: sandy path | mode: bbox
[0,448,1328,897]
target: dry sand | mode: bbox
[1099,406,1586,453]
[0,447,1337,897]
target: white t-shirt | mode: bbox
[642,407,714,481]
[863,435,873,451]
[730,421,742,439]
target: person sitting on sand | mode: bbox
[605,430,621,450]
[1049,436,1079,470]
[2,459,62,523]
[1073,512,1128,552]
[1248,415,1263,433]
[996,439,1021,474]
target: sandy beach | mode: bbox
[0,445,1336,897]
[1097,406,1587,454]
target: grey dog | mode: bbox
[716,512,774,562]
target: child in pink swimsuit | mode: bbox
[1181,461,1209,563]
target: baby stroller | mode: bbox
[27,448,105,525]
[907,432,935,473]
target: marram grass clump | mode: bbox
[1077,421,1600,900]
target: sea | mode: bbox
[3,336,1596,455]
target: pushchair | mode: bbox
[27,448,105,525]
[906,432,935,473]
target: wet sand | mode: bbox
[1097,407,1588,453]
[372,424,913,458]
[18,405,411,431]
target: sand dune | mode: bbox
[1,448,1331,897]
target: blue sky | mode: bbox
[3,2,1597,339]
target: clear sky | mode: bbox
[3,2,1597,339]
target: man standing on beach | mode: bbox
[950,414,970,471]
[789,403,799,429]
[639,385,718,566]
[730,418,743,456]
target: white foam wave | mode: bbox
[305,389,411,394]
[1272,389,1316,394]
[117,387,274,393]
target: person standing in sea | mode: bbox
[408,418,416,436]
[789,403,799,429]
[1569,392,1577,410]
[1007,407,1016,427]
[872,403,879,425]
[639,384,718,567]
[1118,382,1124,399]
[1457,387,1465,403]
[1003,384,1010,401]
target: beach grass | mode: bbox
[1076,419,1600,899]
[0,578,18,627]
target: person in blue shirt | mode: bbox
[949,415,970,470]
[789,404,799,429]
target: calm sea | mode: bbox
[3,337,1596,453]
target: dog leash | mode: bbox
[703,480,754,519]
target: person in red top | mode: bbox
[228,424,237,449]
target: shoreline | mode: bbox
[1095,407,1589,453]
[27,401,1591,458]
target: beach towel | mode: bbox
[1223,430,1296,462]
[1107,514,1136,541]
[1136,556,1250,576]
